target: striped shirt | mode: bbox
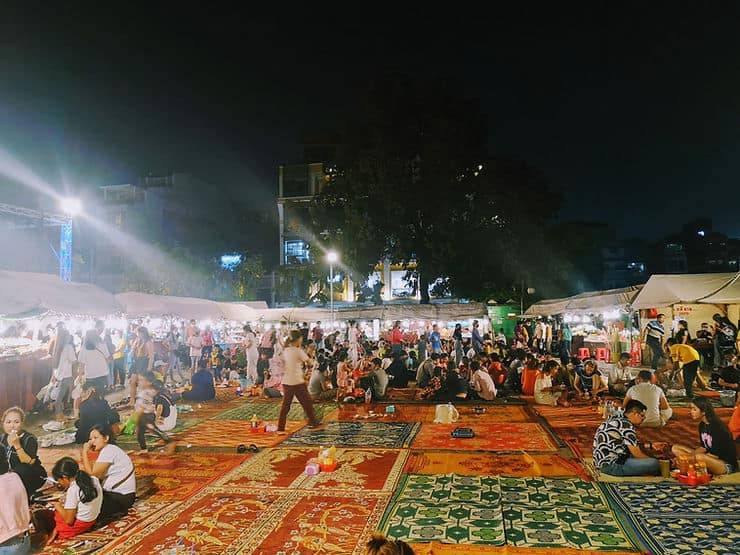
[645,320,665,341]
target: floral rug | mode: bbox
[600,482,740,555]
[211,399,338,422]
[175,419,303,449]
[280,421,421,448]
[129,452,249,501]
[214,447,408,492]
[411,423,559,452]
[409,544,642,554]
[250,491,390,554]
[336,404,534,424]
[404,451,588,479]
[381,475,636,550]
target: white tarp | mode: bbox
[115,292,257,321]
[0,270,122,317]
[525,286,643,316]
[698,273,740,304]
[631,273,736,309]
[252,302,487,323]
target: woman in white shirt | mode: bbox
[277,330,323,433]
[49,457,102,542]
[53,331,77,421]
[77,330,110,395]
[534,360,570,407]
[81,425,136,520]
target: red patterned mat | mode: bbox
[130,451,249,501]
[411,423,559,452]
[251,491,390,555]
[175,419,303,448]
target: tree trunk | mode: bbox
[419,272,430,304]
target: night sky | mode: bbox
[1,4,739,238]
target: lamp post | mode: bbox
[327,250,338,327]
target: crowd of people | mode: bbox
[1,312,739,552]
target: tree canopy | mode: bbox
[310,75,562,303]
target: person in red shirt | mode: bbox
[311,321,324,349]
[391,321,404,355]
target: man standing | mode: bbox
[641,313,666,370]
[668,338,702,398]
[311,321,324,350]
[623,370,673,427]
[390,321,404,355]
[430,325,442,355]
[593,399,662,476]
[243,324,259,384]
[471,320,484,355]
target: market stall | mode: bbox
[0,271,123,411]
[525,286,643,360]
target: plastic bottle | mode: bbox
[365,388,372,404]
[597,400,604,416]
[251,414,259,429]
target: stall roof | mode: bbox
[697,272,740,304]
[631,273,736,309]
[252,302,487,323]
[525,285,643,316]
[115,292,258,321]
[0,270,122,317]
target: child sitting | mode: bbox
[134,372,172,452]
[49,457,102,542]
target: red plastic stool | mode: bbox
[595,347,610,362]
[577,348,591,360]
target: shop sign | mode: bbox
[674,305,694,316]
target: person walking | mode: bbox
[641,313,666,370]
[276,330,323,433]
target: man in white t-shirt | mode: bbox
[607,352,636,397]
[623,370,673,428]
[470,360,497,401]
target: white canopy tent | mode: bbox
[0,270,122,318]
[697,273,740,304]
[631,273,736,309]
[115,292,258,321]
[525,286,643,316]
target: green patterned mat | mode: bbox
[281,422,421,448]
[600,482,740,555]
[380,474,636,550]
[211,400,337,422]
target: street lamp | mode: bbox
[327,250,339,327]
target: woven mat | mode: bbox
[176,419,303,448]
[211,399,337,422]
[381,475,635,550]
[411,423,559,452]
[600,482,740,555]
[404,451,589,480]
[409,543,643,554]
[335,404,534,424]
[280,421,421,448]
[213,447,408,492]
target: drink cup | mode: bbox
[659,459,671,478]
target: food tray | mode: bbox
[676,472,711,486]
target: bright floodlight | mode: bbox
[60,197,82,216]
[326,250,339,263]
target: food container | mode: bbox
[676,473,711,486]
[319,460,337,472]
[248,425,266,434]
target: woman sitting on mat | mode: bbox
[574,359,607,401]
[81,425,136,519]
[534,360,570,407]
[672,396,738,476]
[1,406,47,498]
[48,457,102,543]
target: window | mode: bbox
[284,240,311,265]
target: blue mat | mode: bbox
[600,482,740,555]
[280,421,420,448]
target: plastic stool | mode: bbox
[577,348,591,360]
[595,348,610,362]
[630,341,641,365]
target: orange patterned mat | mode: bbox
[175,419,303,448]
[411,423,559,452]
[337,404,535,424]
[404,451,588,479]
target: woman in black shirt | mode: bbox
[672,396,738,475]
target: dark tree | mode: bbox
[310,75,561,303]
